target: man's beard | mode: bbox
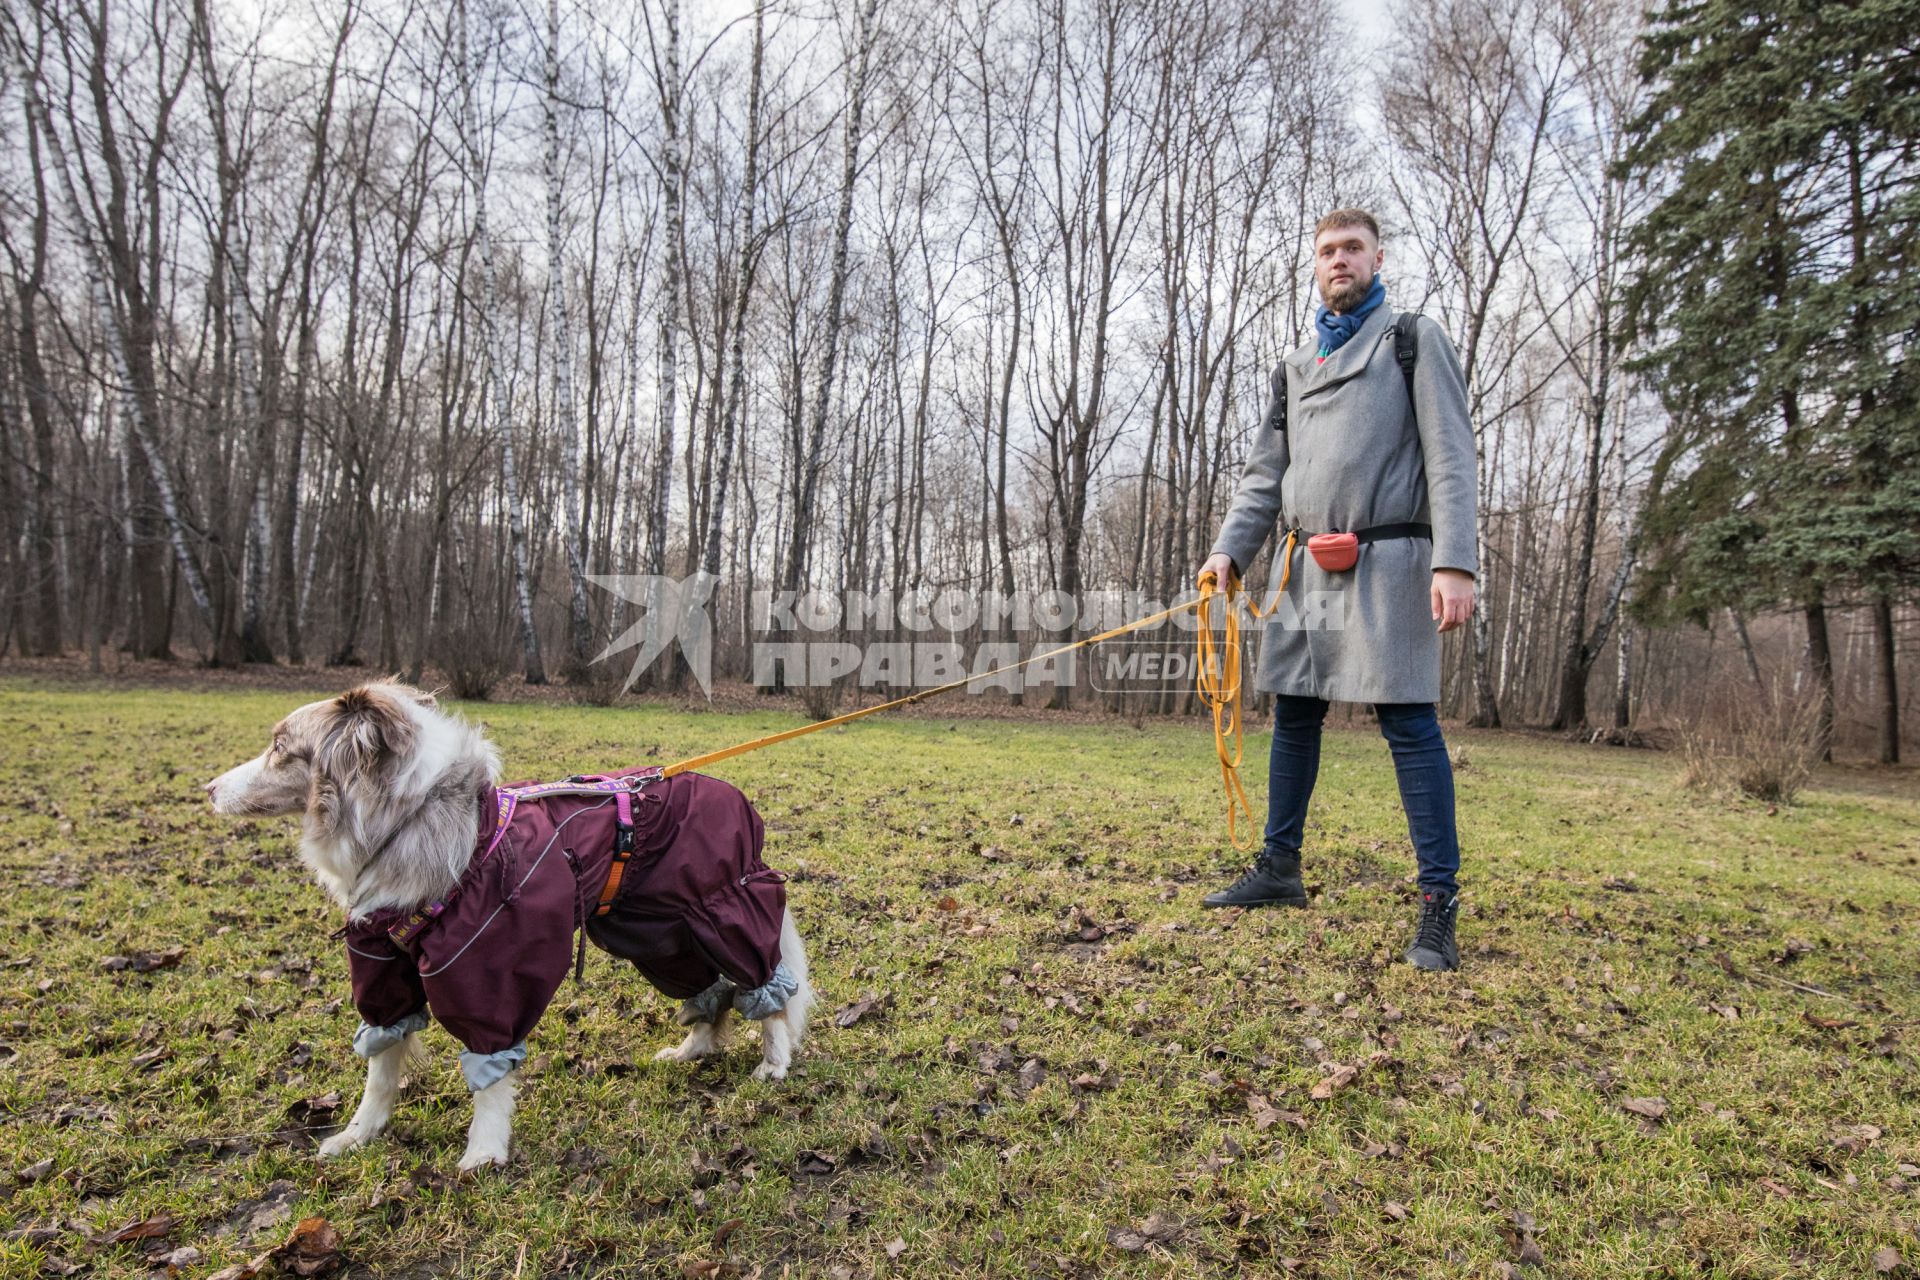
[1321,272,1371,313]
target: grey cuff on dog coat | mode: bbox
[459,1042,526,1091]
[353,1007,431,1058]
[675,960,799,1025]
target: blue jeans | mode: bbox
[1262,695,1460,897]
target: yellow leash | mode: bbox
[1192,529,1294,850]
[662,539,1296,851]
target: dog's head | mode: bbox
[205,681,438,823]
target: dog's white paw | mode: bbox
[653,1044,691,1062]
[456,1145,508,1173]
[750,1061,787,1082]
[317,1127,366,1159]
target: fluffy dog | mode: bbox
[205,680,813,1170]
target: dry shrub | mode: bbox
[574,656,632,707]
[800,676,845,721]
[437,620,511,702]
[1677,682,1826,803]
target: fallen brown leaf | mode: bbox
[204,1248,270,1278]
[102,947,186,974]
[99,1214,176,1244]
[1802,1010,1858,1031]
[1383,1201,1409,1222]
[1108,1214,1178,1253]
[1873,1246,1904,1274]
[1310,1062,1358,1100]
[1620,1096,1668,1121]
[1834,1123,1883,1154]
[833,997,884,1029]
[273,1216,343,1278]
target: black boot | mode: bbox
[1202,849,1307,909]
[1404,889,1460,971]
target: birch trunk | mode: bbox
[646,0,682,582]
[457,0,547,684]
[546,0,592,677]
[9,33,219,648]
[780,0,880,595]
[703,0,766,578]
[193,0,275,662]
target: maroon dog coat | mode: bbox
[342,768,788,1086]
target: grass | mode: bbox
[1,679,1917,1278]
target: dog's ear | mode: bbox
[313,684,419,783]
[375,676,438,710]
[306,685,419,838]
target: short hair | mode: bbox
[1313,208,1381,243]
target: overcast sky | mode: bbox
[1336,0,1397,47]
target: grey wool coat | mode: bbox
[1209,306,1478,705]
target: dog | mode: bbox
[205,680,814,1170]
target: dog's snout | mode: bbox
[204,778,220,802]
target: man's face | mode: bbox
[1314,225,1383,313]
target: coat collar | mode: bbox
[1286,305,1394,393]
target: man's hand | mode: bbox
[1432,569,1475,633]
[1197,552,1237,590]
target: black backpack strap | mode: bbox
[1266,362,1288,436]
[1393,313,1421,411]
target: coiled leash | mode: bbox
[1194,529,1293,851]
[652,565,1283,852]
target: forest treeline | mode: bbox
[0,0,1913,758]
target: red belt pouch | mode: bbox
[1307,531,1359,572]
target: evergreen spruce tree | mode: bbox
[1621,0,1919,760]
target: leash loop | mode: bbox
[1192,529,1289,852]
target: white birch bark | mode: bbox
[456,0,547,684]
[546,0,592,674]
[702,0,766,577]
[7,32,218,638]
[645,0,682,581]
[780,0,880,593]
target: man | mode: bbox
[1195,208,1478,972]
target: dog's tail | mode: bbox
[778,907,814,1041]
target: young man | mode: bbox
[1195,208,1478,972]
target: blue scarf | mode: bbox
[1315,276,1387,357]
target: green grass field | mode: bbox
[1,681,1916,1278]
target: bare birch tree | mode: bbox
[456,0,546,684]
